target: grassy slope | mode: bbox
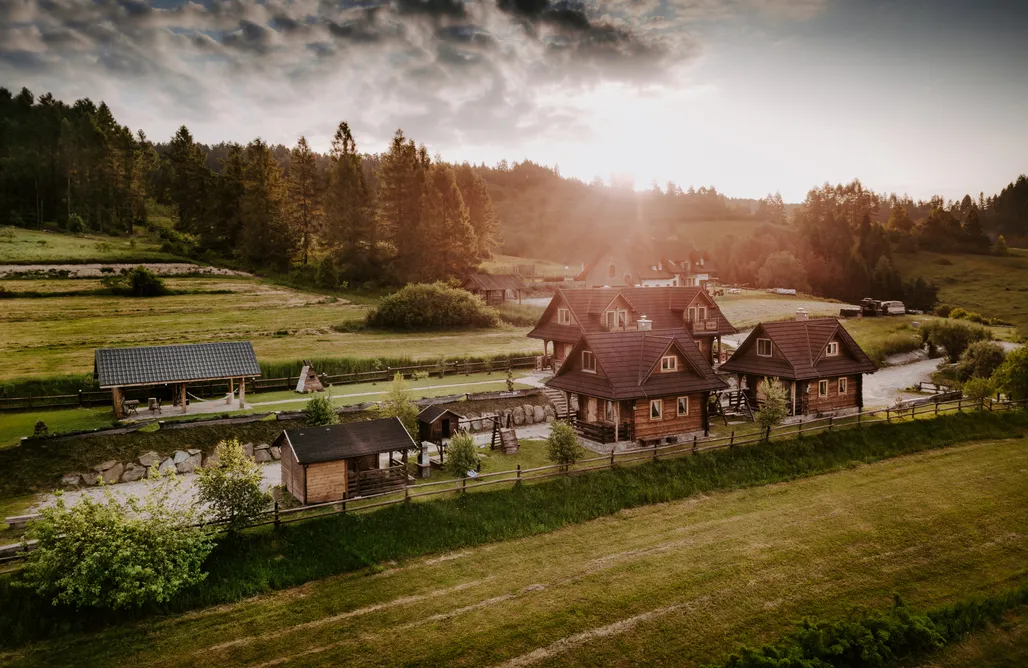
[5,435,1026,667]
[0,226,183,264]
[895,249,1028,335]
[915,606,1028,667]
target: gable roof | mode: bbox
[417,404,464,424]
[462,274,526,292]
[546,331,727,400]
[719,318,877,380]
[527,287,736,341]
[279,417,417,465]
[94,342,260,388]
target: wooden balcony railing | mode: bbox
[576,420,634,444]
[688,317,720,334]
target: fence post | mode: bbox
[958,398,962,412]
[729,430,735,447]
[653,441,659,461]
[988,398,993,412]
[517,464,522,483]
[886,408,891,423]
[692,435,698,454]
[78,389,83,407]
[911,405,915,420]
[828,416,834,431]
[857,408,862,427]
[405,485,410,503]
[935,402,939,416]
[609,450,615,469]
[274,501,280,528]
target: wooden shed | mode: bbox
[276,418,416,504]
[461,274,527,304]
[417,404,465,445]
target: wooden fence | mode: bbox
[3,396,1024,564]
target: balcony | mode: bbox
[687,316,720,335]
[576,420,634,444]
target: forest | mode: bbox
[2,85,1026,306]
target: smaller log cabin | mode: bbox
[417,404,464,445]
[546,330,728,444]
[719,318,878,416]
[277,418,416,504]
[461,274,526,304]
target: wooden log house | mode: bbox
[460,273,527,304]
[277,417,417,504]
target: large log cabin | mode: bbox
[546,330,728,444]
[527,286,737,369]
[718,318,878,416]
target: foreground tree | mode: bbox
[196,439,271,532]
[304,394,337,426]
[547,421,584,469]
[445,431,479,478]
[286,137,323,266]
[379,373,419,438]
[755,377,788,439]
[21,471,214,610]
[994,347,1028,401]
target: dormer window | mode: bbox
[826,341,839,357]
[582,350,596,373]
[660,355,677,372]
[757,338,773,357]
[608,263,617,278]
[557,308,571,325]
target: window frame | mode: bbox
[838,377,848,394]
[660,355,678,372]
[557,308,571,325]
[677,396,689,417]
[582,350,596,373]
[818,379,829,397]
[826,341,839,357]
[650,398,663,420]
[757,338,773,357]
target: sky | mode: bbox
[2,0,1026,202]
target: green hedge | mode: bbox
[366,282,500,330]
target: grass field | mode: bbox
[917,606,1028,667]
[5,435,1025,667]
[895,249,1028,336]
[716,290,848,328]
[0,226,183,264]
[480,254,569,277]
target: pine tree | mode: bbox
[166,126,211,236]
[287,137,322,265]
[454,163,500,261]
[962,205,989,250]
[212,143,246,255]
[324,122,375,280]
[239,139,293,271]
[421,163,477,280]
[376,130,429,279]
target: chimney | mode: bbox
[796,308,808,321]
[637,316,652,331]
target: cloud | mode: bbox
[0,0,824,152]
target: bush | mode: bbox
[755,377,788,438]
[934,303,954,318]
[100,266,168,297]
[949,307,989,325]
[366,282,500,330]
[315,256,339,289]
[445,431,479,478]
[995,234,1009,256]
[547,421,584,468]
[954,341,1006,381]
[920,319,992,363]
[378,373,419,438]
[863,330,921,366]
[19,471,214,610]
[66,214,85,234]
[994,347,1028,400]
[196,440,271,532]
[303,394,337,426]
[33,421,48,437]
[962,376,994,403]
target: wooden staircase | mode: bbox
[717,390,755,423]
[543,386,570,416]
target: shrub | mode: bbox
[506,367,515,392]
[863,330,920,366]
[934,303,954,318]
[379,373,419,438]
[33,421,48,437]
[919,319,992,363]
[547,421,584,468]
[19,471,214,610]
[994,347,1028,400]
[954,340,1006,381]
[445,431,479,478]
[366,282,500,330]
[195,439,271,532]
[755,378,788,438]
[303,394,337,426]
[100,266,168,297]
[961,376,994,404]
[66,214,85,234]
[995,234,1009,256]
[948,307,967,320]
[315,256,339,289]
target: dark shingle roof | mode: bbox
[280,418,417,464]
[462,274,526,292]
[719,319,877,380]
[94,342,261,388]
[418,404,464,424]
[546,331,727,400]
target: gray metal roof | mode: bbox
[94,342,261,388]
[279,417,417,464]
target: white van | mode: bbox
[880,300,906,315]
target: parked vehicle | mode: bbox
[881,300,906,315]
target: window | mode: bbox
[650,398,663,420]
[661,355,677,372]
[605,309,628,330]
[688,307,696,321]
[826,341,839,357]
[697,306,707,321]
[677,396,689,416]
[582,350,596,373]
[838,377,848,394]
[557,308,570,325]
[757,338,773,357]
[818,379,829,397]
[608,263,617,278]
[605,400,615,422]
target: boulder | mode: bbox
[203,450,221,468]
[158,457,176,475]
[513,407,525,426]
[187,448,201,456]
[99,463,124,484]
[176,452,202,474]
[80,471,99,486]
[60,474,82,488]
[93,460,120,473]
[270,446,282,460]
[533,405,546,423]
[254,449,273,463]
[544,404,556,419]
[255,443,270,451]
[522,404,535,420]
[172,450,190,464]
[121,464,146,483]
[242,442,255,458]
[138,451,161,467]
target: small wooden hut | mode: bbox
[295,360,324,393]
[276,417,416,504]
[417,404,464,444]
[461,274,526,304]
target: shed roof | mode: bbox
[418,404,465,424]
[462,274,527,292]
[94,342,260,388]
[280,417,417,465]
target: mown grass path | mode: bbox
[6,437,1027,667]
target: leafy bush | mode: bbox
[994,346,1028,400]
[66,214,85,234]
[445,431,479,478]
[379,373,419,438]
[961,376,994,403]
[920,319,992,362]
[366,282,500,330]
[100,266,168,297]
[995,234,1009,256]
[949,307,990,325]
[934,303,954,318]
[33,421,48,436]
[315,256,339,289]
[303,394,337,426]
[755,378,788,438]
[547,421,584,468]
[954,341,1006,381]
[196,440,271,532]
[863,331,921,365]
[19,471,214,610]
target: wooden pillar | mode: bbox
[614,402,620,442]
[181,383,188,414]
[239,377,246,408]
[791,381,797,416]
[227,378,234,405]
[112,386,124,419]
[702,392,710,436]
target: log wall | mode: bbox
[631,393,704,441]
